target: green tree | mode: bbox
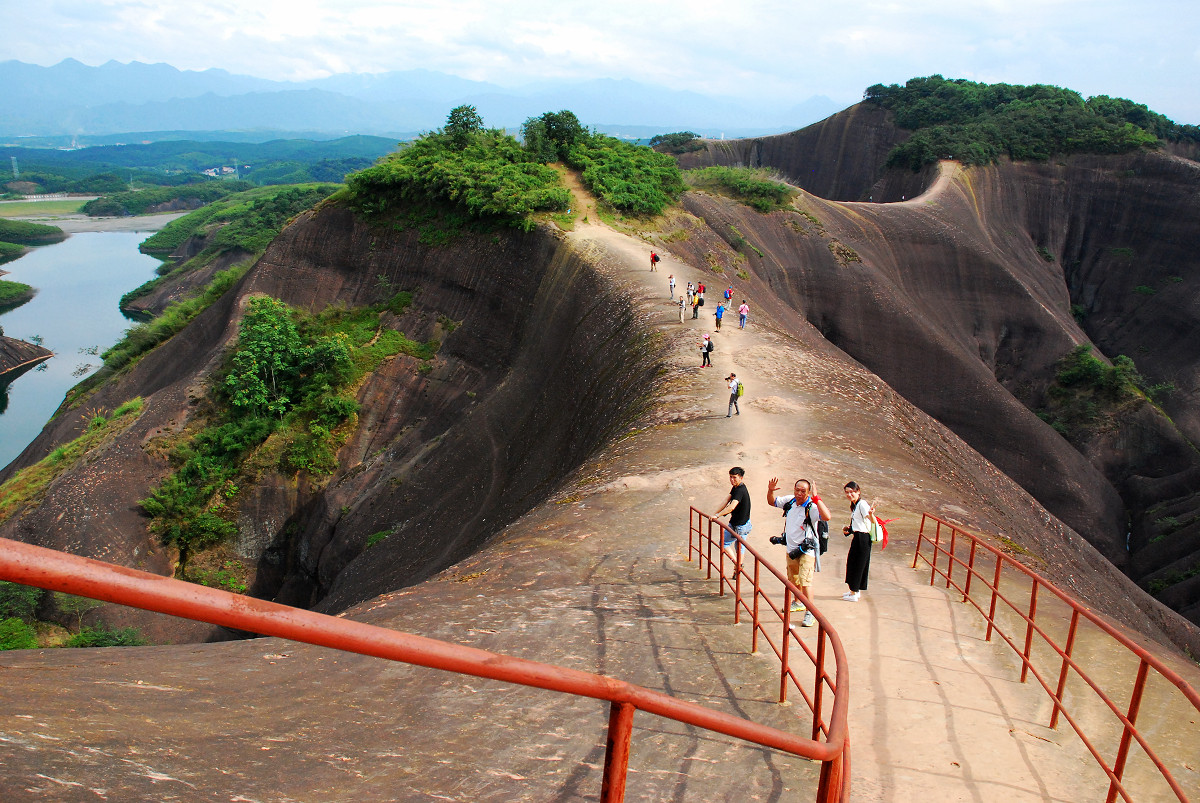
[522,110,586,162]
[53,592,102,632]
[0,618,38,650]
[445,105,485,149]
[0,581,42,622]
[224,296,307,418]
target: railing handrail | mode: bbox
[0,536,833,801]
[687,507,851,800]
[914,512,1200,802]
[917,512,1200,708]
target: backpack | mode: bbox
[736,381,744,397]
[652,253,660,263]
[699,297,705,306]
[706,340,714,353]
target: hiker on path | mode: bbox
[701,333,713,367]
[650,251,660,271]
[714,302,725,331]
[725,372,742,417]
[697,282,706,301]
[766,478,832,626]
[678,295,686,323]
[842,481,875,602]
[692,294,701,319]
[724,285,733,303]
[714,466,751,555]
[738,300,749,329]
[686,282,694,305]
[668,274,676,297]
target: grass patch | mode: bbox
[0,200,83,218]
[685,166,796,212]
[0,279,35,310]
[828,239,863,266]
[0,218,66,244]
[0,241,26,264]
[0,398,144,525]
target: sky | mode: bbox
[6,0,1200,123]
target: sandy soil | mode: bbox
[9,211,187,233]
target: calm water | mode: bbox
[0,232,164,471]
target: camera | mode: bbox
[769,535,786,546]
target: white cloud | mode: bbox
[6,0,1200,122]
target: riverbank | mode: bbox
[9,211,186,233]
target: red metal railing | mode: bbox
[0,536,841,802]
[687,507,851,801]
[914,513,1200,802]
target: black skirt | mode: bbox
[845,531,872,591]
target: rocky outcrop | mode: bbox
[0,205,665,639]
[0,335,52,384]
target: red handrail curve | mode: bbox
[0,535,839,802]
[914,512,1200,803]
[687,507,851,801]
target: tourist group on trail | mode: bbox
[714,468,888,628]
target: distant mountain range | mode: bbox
[1,59,843,143]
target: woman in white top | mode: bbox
[842,481,874,601]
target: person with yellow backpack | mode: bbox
[725,372,743,416]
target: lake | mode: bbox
[0,231,165,471]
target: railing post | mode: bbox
[717,522,726,597]
[780,589,792,704]
[946,527,957,589]
[963,540,977,601]
[912,514,927,569]
[1105,659,1150,803]
[1050,609,1080,729]
[813,630,827,741]
[705,517,713,580]
[816,743,845,803]
[1021,582,1039,683]
[751,560,761,655]
[601,700,636,803]
[733,544,742,623]
[687,508,696,563]
[985,555,1003,642]
[929,522,942,586]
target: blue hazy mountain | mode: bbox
[1,59,842,140]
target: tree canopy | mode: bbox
[864,75,1200,170]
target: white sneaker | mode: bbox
[843,592,861,602]
[789,601,806,613]
[801,612,817,627]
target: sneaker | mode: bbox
[789,601,806,613]
[801,612,817,627]
[842,592,861,602]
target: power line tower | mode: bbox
[10,157,18,179]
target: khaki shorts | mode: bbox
[787,551,815,588]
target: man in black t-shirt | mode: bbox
[714,466,752,554]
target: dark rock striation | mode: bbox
[0,205,664,640]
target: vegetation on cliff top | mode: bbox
[865,75,1200,170]
[1037,345,1172,444]
[346,107,685,228]
[684,166,796,212]
[141,293,435,575]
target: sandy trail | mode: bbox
[559,181,1118,801]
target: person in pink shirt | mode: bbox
[738,300,750,329]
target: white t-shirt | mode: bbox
[774,495,822,555]
[728,378,739,394]
[849,498,872,534]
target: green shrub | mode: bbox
[0,241,25,264]
[366,530,393,548]
[0,581,42,622]
[1038,345,1161,443]
[685,167,796,212]
[0,279,34,309]
[1134,285,1156,295]
[0,618,38,650]
[567,134,685,216]
[64,625,147,648]
[347,115,568,229]
[81,181,251,217]
[650,132,704,154]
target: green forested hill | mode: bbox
[865,75,1200,169]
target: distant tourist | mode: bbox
[650,251,660,271]
[842,481,875,602]
[701,333,713,367]
[668,273,676,297]
[692,294,701,319]
[738,300,749,329]
[766,477,832,626]
[713,466,752,555]
[714,302,725,331]
[724,285,733,303]
[686,282,694,305]
[678,295,686,323]
[725,372,742,417]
